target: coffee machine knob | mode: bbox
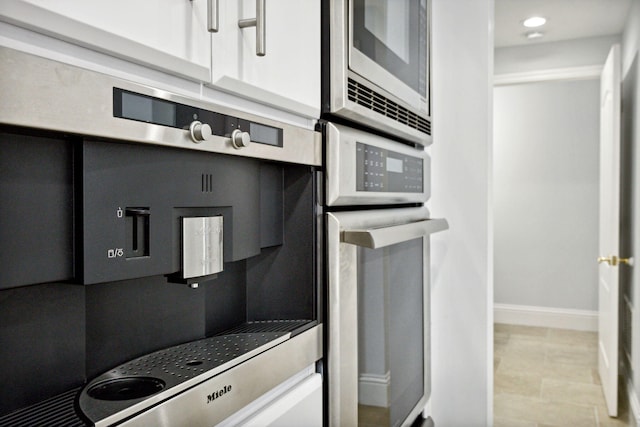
[189,121,212,143]
[231,129,251,149]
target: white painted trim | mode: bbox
[493,65,603,86]
[627,377,640,427]
[358,372,390,407]
[494,303,598,331]
[421,397,432,420]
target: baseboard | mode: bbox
[358,372,390,407]
[494,303,598,331]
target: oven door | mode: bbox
[326,207,447,427]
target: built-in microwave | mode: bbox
[323,0,431,145]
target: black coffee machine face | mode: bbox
[79,139,268,285]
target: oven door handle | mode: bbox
[341,218,449,249]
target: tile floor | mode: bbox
[494,323,633,427]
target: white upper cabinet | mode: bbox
[0,0,212,81]
[0,0,320,119]
[210,0,320,118]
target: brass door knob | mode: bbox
[597,256,613,265]
[597,255,634,266]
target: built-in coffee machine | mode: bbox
[0,47,322,426]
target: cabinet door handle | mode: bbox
[191,0,218,33]
[238,0,266,56]
[208,0,218,32]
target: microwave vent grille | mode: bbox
[348,78,431,135]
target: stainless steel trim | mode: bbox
[0,47,320,166]
[342,218,448,249]
[238,0,266,56]
[208,0,219,32]
[327,212,358,427]
[327,0,432,145]
[325,122,430,206]
[327,207,437,427]
[103,325,321,427]
[88,333,290,427]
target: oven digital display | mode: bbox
[386,157,404,173]
[356,142,423,192]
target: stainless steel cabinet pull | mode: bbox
[238,0,266,56]
[191,0,218,32]
[342,218,449,249]
[208,0,219,32]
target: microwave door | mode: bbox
[349,0,429,115]
[325,0,432,145]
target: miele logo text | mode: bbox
[207,385,232,404]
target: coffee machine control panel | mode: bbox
[113,88,283,147]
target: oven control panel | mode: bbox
[356,142,423,193]
[325,122,429,206]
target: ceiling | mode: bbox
[495,0,633,48]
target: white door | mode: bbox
[210,0,320,118]
[0,0,211,81]
[598,44,622,417]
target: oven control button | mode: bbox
[231,129,251,149]
[189,121,212,143]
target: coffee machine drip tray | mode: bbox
[220,319,315,335]
[78,319,317,427]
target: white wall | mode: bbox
[493,16,622,331]
[429,0,493,425]
[493,79,600,311]
[622,0,640,77]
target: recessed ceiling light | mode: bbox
[523,16,547,28]
[525,31,545,40]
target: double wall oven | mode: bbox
[322,0,442,426]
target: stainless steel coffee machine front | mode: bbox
[0,47,323,427]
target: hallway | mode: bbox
[494,324,632,426]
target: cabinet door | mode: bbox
[0,0,211,81]
[237,373,322,427]
[211,0,320,118]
